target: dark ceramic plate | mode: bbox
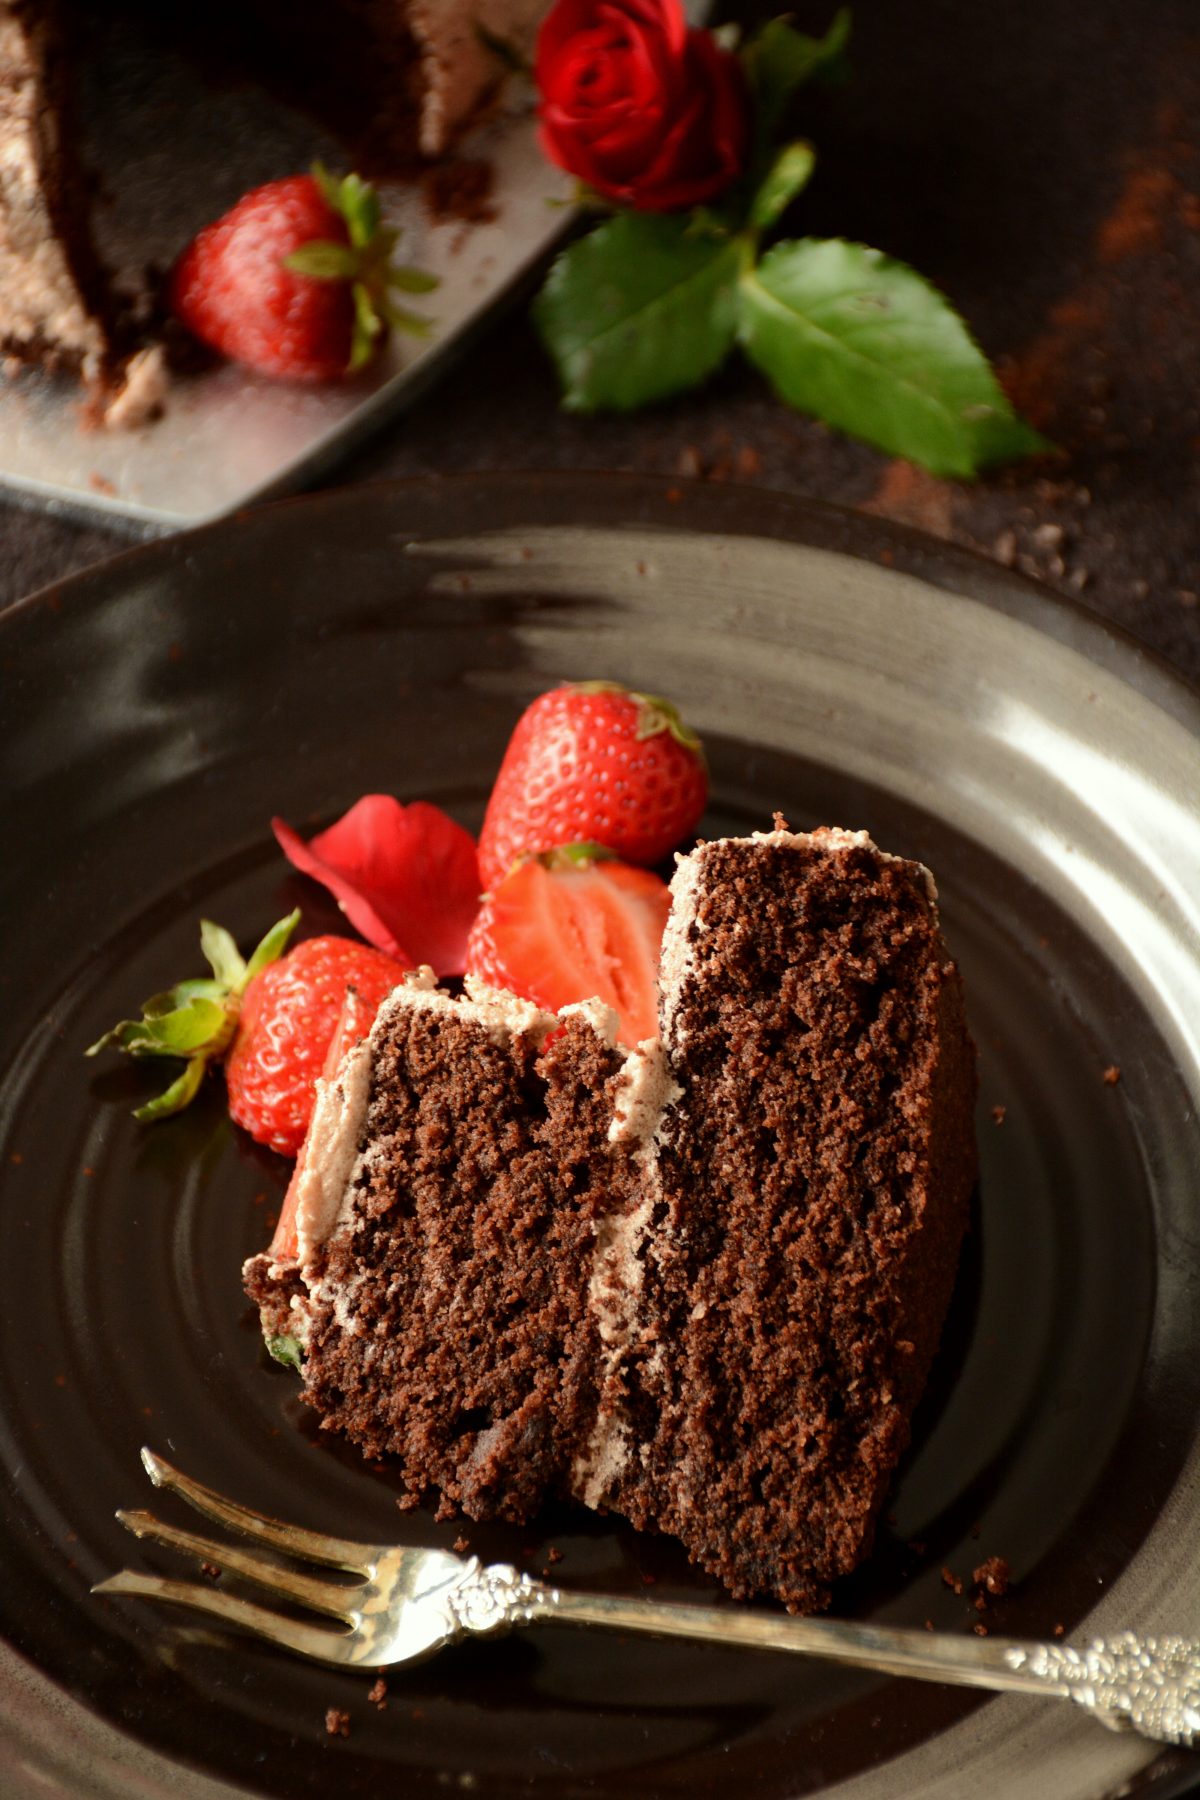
[2,474,1200,1800]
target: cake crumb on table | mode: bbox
[324,1708,350,1739]
[1103,1064,1122,1085]
[453,1534,470,1553]
[368,1678,388,1709]
[991,1103,1007,1125]
[546,1545,563,1564]
[941,1566,965,1596]
[973,1555,1011,1597]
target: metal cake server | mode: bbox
[93,1448,1200,1749]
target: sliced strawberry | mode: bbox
[465,847,670,1046]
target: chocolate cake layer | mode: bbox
[248,982,641,1521]
[620,828,977,1610]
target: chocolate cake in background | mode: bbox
[0,0,544,416]
[245,826,978,1611]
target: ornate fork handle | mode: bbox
[445,1563,1200,1749]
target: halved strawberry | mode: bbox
[465,846,670,1046]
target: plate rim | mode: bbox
[5,471,1198,733]
[3,470,1199,1800]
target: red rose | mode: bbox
[536,0,749,213]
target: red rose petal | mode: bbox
[273,796,482,976]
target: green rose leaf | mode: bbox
[533,213,748,413]
[750,142,817,232]
[737,238,1050,477]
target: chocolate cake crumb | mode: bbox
[324,1708,350,1738]
[200,1561,221,1581]
[368,1678,388,1709]
[941,1567,965,1596]
[453,1535,470,1554]
[1054,1623,1065,1637]
[546,1545,563,1564]
[973,1556,1011,1597]
[1103,1064,1122,1085]
[973,1623,990,1636]
[991,1104,1007,1124]
[422,158,497,224]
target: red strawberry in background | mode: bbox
[169,165,437,381]
[466,846,671,1046]
[87,913,409,1155]
[478,681,707,891]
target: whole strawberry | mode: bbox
[169,164,436,381]
[478,681,707,891]
[225,933,408,1154]
[87,913,409,1155]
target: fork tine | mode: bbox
[140,1449,380,1572]
[114,1509,359,1621]
[91,1572,371,1667]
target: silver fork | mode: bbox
[94,1448,1200,1749]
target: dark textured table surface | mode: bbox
[2,0,1200,694]
[3,0,1198,687]
[1,10,1198,1797]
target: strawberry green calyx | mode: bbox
[285,164,439,371]
[539,842,617,870]
[569,679,705,755]
[85,910,300,1123]
[266,1334,304,1371]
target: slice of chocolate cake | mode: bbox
[246,827,977,1610]
[0,2,112,383]
[0,0,545,412]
